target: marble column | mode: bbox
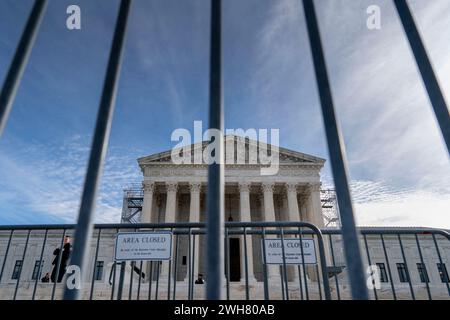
[165,182,178,223]
[141,181,155,223]
[189,182,201,282]
[160,182,178,280]
[261,183,279,278]
[262,183,276,221]
[239,182,256,282]
[309,183,324,228]
[304,190,315,224]
[141,181,155,281]
[307,183,330,279]
[285,183,300,282]
[299,195,307,222]
[286,183,300,222]
[310,183,331,267]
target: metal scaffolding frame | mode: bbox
[120,185,340,227]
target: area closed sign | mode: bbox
[115,232,172,261]
[262,238,317,265]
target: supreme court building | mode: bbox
[136,135,326,282]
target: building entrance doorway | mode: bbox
[228,238,241,282]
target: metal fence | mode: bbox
[0,222,449,300]
[0,0,449,300]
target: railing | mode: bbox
[0,0,448,300]
[326,227,450,300]
[0,222,449,300]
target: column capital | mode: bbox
[166,182,178,193]
[142,181,155,192]
[189,182,202,193]
[238,182,251,193]
[261,182,275,193]
[308,183,321,192]
[257,193,264,205]
[156,193,163,206]
[285,182,298,193]
[298,194,308,202]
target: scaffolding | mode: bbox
[120,184,143,223]
[121,184,341,227]
[321,188,340,228]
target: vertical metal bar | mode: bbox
[313,235,323,300]
[261,228,269,300]
[64,0,131,300]
[13,230,31,300]
[397,234,415,300]
[32,229,48,300]
[314,231,331,300]
[302,0,368,300]
[128,261,135,300]
[110,229,118,300]
[394,0,450,152]
[89,229,102,300]
[172,234,179,300]
[295,231,304,300]
[415,234,431,300]
[0,230,14,283]
[225,228,230,300]
[167,261,172,300]
[206,0,224,300]
[316,264,323,300]
[380,234,396,300]
[110,263,116,300]
[328,234,341,300]
[298,228,309,300]
[188,228,192,300]
[0,0,48,136]
[117,261,126,300]
[363,234,378,300]
[155,262,160,300]
[51,229,66,300]
[432,234,450,296]
[148,261,153,300]
[297,265,304,300]
[191,233,197,300]
[167,228,173,301]
[280,228,289,300]
[243,227,250,300]
[137,261,143,300]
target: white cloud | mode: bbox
[313,1,450,228]
[0,135,141,224]
[322,177,450,228]
[354,184,450,228]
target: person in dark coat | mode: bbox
[51,236,71,283]
[41,272,50,283]
[195,273,205,284]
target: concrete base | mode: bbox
[2,281,448,300]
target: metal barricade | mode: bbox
[0,0,448,300]
[0,223,449,300]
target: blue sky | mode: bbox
[0,0,448,227]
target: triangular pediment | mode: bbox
[138,135,325,166]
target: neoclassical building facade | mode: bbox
[137,135,326,282]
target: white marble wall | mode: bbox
[1,230,449,300]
